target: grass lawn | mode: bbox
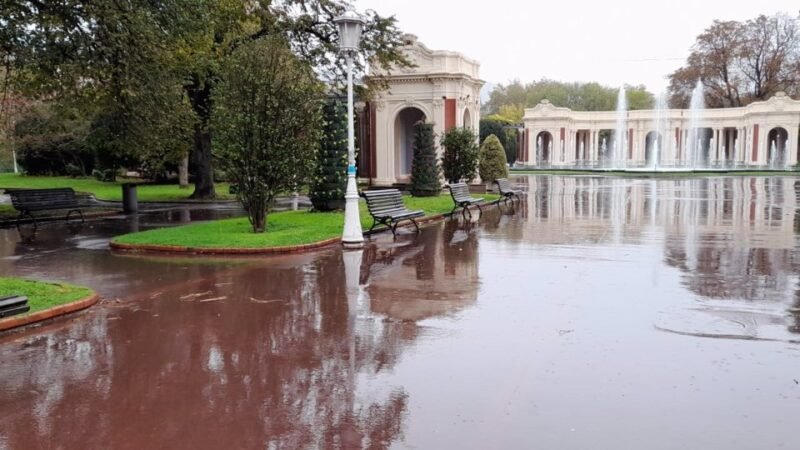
[0,277,93,314]
[0,173,233,202]
[113,193,499,249]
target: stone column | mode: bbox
[788,127,799,166]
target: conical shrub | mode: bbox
[410,121,441,197]
[479,134,509,183]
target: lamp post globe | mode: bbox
[334,9,365,249]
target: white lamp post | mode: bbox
[335,8,365,249]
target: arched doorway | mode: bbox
[463,109,472,129]
[394,107,426,178]
[767,127,789,168]
[597,129,614,163]
[686,128,713,167]
[535,131,553,165]
[645,131,662,166]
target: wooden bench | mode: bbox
[494,178,522,204]
[361,189,424,236]
[8,188,85,230]
[0,295,30,318]
[448,182,485,219]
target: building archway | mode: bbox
[535,131,553,165]
[597,129,614,163]
[463,109,472,129]
[394,107,426,178]
[686,128,713,167]
[645,131,663,166]
[767,127,789,168]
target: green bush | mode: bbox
[309,98,348,211]
[441,127,480,183]
[14,105,95,176]
[410,121,441,196]
[480,118,518,164]
[479,134,509,183]
[213,37,323,233]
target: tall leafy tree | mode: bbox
[213,37,323,233]
[3,1,410,196]
[3,0,196,180]
[669,13,800,108]
[176,1,411,198]
[485,80,653,114]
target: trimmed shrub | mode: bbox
[309,98,348,211]
[410,121,441,197]
[213,37,323,233]
[479,134,509,183]
[441,127,480,183]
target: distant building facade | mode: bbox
[519,92,800,169]
[357,34,483,186]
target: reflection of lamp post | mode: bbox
[334,9,365,249]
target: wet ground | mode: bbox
[1,175,799,450]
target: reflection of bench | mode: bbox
[361,189,424,236]
[8,188,85,230]
[448,182,485,218]
[494,178,522,203]
[0,295,30,318]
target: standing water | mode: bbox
[686,80,705,168]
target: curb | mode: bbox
[109,236,343,256]
[0,292,100,332]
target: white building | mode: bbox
[358,34,483,186]
[519,92,800,169]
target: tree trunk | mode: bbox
[251,207,267,233]
[191,128,216,198]
[186,77,216,199]
[178,153,189,188]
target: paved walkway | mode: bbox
[1,175,799,450]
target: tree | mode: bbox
[441,127,480,184]
[177,1,411,199]
[409,122,441,197]
[484,79,653,115]
[4,1,410,197]
[479,135,508,183]
[309,98,348,211]
[480,117,517,164]
[4,0,197,180]
[213,38,323,233]
[668,13,800,108]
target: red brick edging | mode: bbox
[108,212,453,256]
[0,292,100,332]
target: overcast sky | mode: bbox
[357,0,799,94]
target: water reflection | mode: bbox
[0,218,481,449]
[509,175,800,339]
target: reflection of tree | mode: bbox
[0,251,410,449]
[364,223,481,322]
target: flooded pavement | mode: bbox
[1,175,799,450]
